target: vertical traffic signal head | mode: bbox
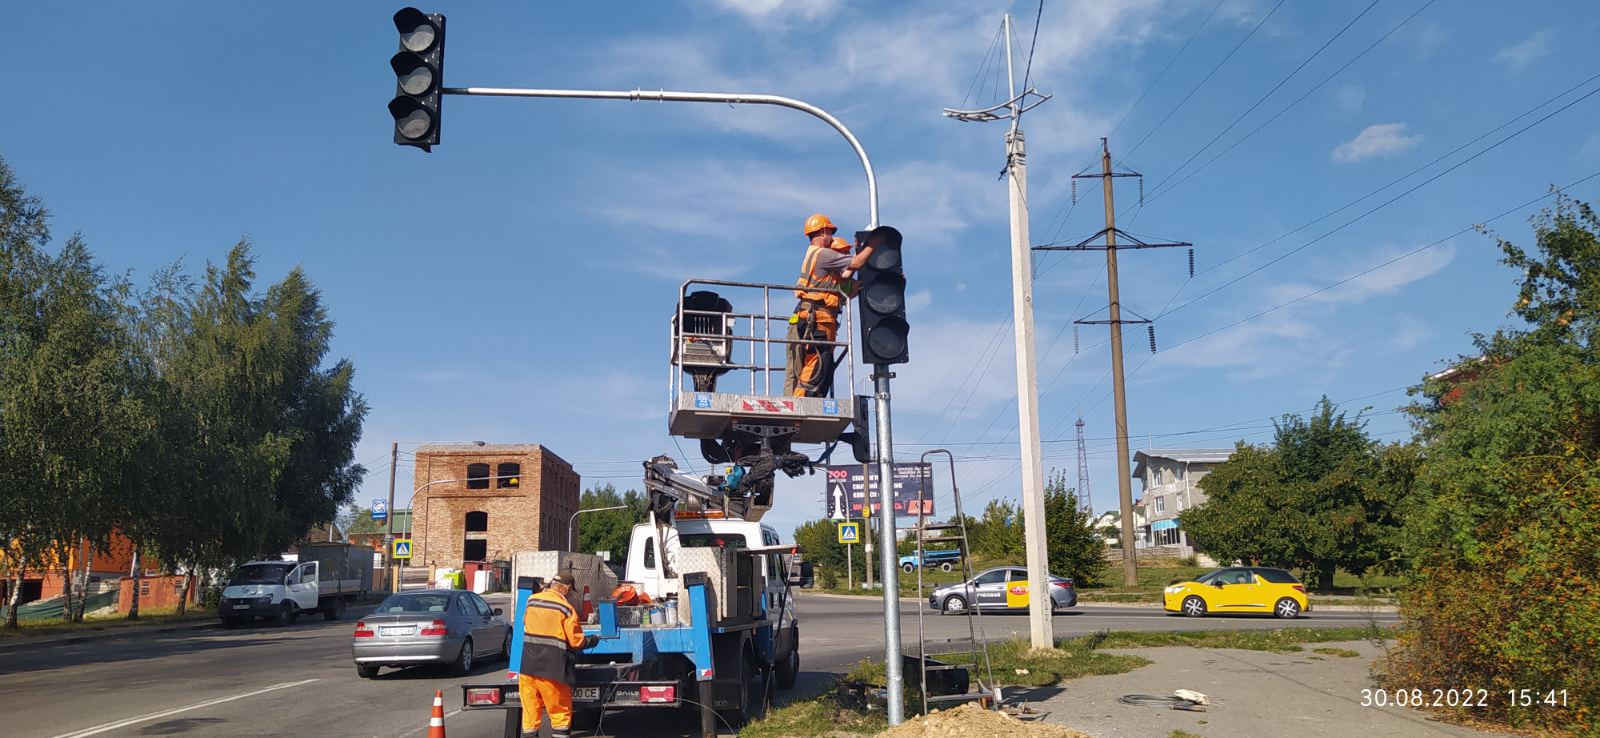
[855,225,909,365]
[389,8,446,151]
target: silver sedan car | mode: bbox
[927,566,1076,614]
[352,590,511,678]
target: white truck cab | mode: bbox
[623,515,796,628]
[218,543,371,626]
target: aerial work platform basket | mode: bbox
[668,279,856,447]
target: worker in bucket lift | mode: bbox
[519,572,598,738]
[784,213,875,397]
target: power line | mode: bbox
[1146,0,1384,199]
[1140,0,1438,207]
[1107,0,1227,140]
[1159,79,1600,321]
[1020,0,1045,99]
[1126,0,1288,158]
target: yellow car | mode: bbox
[1163,566,1309,619]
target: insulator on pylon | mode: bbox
[1070,179,1077,204]
[1148,325,1157,353]
[1073,324,1080,353]
[1138,176,1145,206]
[1187,248,1195,277]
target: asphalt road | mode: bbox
[0,594,1397,738]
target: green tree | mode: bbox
[969,500,1024,560]
[575,484,646,563]
[792,518,869,587]
[1042,471,1106,587]
[0,158,145,625]
[1179,398,1414,591]
[136,244,367,613]
[1388,195,1600,732]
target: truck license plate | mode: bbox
[380,626,414,637]
[232,604,249,609]
[573,687,601,702]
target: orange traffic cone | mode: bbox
[581,586,594,622]
[427,689,446,738]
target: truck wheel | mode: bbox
[714,636,759,727]
[450,638,474,676]
[775,627,800,689]
[274,602,295,626]
[356,664,380,679]
[322,597,346,621]
[901,563,915,574]
[940,562,954,573]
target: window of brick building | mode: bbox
[465,511,488,533]
[466,463,490,489]
[496,462,521,488]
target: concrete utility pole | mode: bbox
[944,13,1055,650]
[1038,139,1192,587]
[385,441,398,590]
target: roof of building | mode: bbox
[1131,448,1235,479]
[414,443,571,468]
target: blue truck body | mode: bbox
[899,548,962,570]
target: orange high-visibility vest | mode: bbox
[793,239,854,311]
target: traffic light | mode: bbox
[854,225,908,365]
[388,8,446,151]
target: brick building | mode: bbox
[409,443,579,569]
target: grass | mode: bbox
[1169,731,1207,738]
[0,605,215,638]
[1094,625,1394,653]
[1311,646,1361,658]
[742,636,1150,737]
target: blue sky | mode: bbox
[6,1,1599,541]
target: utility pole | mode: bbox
[385,441,398,591]
[1038,139,1192,587]
[944,13,1055,650]
[1075,419,1092,518]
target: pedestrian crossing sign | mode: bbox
[393,538,412,560]
[837,521,860,545]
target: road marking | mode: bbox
[51,678,320,738]
[403,708,464,737]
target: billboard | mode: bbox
[823,463,935,519]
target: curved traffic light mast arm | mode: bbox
[440,86,879,229]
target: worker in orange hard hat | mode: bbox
[784,214,875,397]
[519,573,598,738]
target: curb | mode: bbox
[797,591,1398,613]
[0,602,389,651]
[0,618,221,650]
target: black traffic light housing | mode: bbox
[389,8,446,151]
[854,225,908,365]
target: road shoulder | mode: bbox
[1025,640,1502,737]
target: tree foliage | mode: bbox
[0,156,366,625]
[1042,471,1106,587]
[575,484,647,564]
[1388,195,1600,732]
[1179,398,1417,591]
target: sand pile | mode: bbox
[874,703,1088,738]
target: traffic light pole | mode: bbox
[428,80,907,725]
[873,367,904,725]
[440,86,879,228]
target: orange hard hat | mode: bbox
[803,214,836,236]
[830,236,852,252]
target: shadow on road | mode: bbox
[0,614,376,677]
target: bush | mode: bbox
[819,567,838,590]
[1178,555,1198,567]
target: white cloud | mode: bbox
[711,0,841,26]
[1332,84,1364,113]
[1331,123,1423,163]
[906,288,933,316]
[1264,244,1456,305]
[1494,30,1555,72]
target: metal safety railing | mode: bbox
[668,278,855,399]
